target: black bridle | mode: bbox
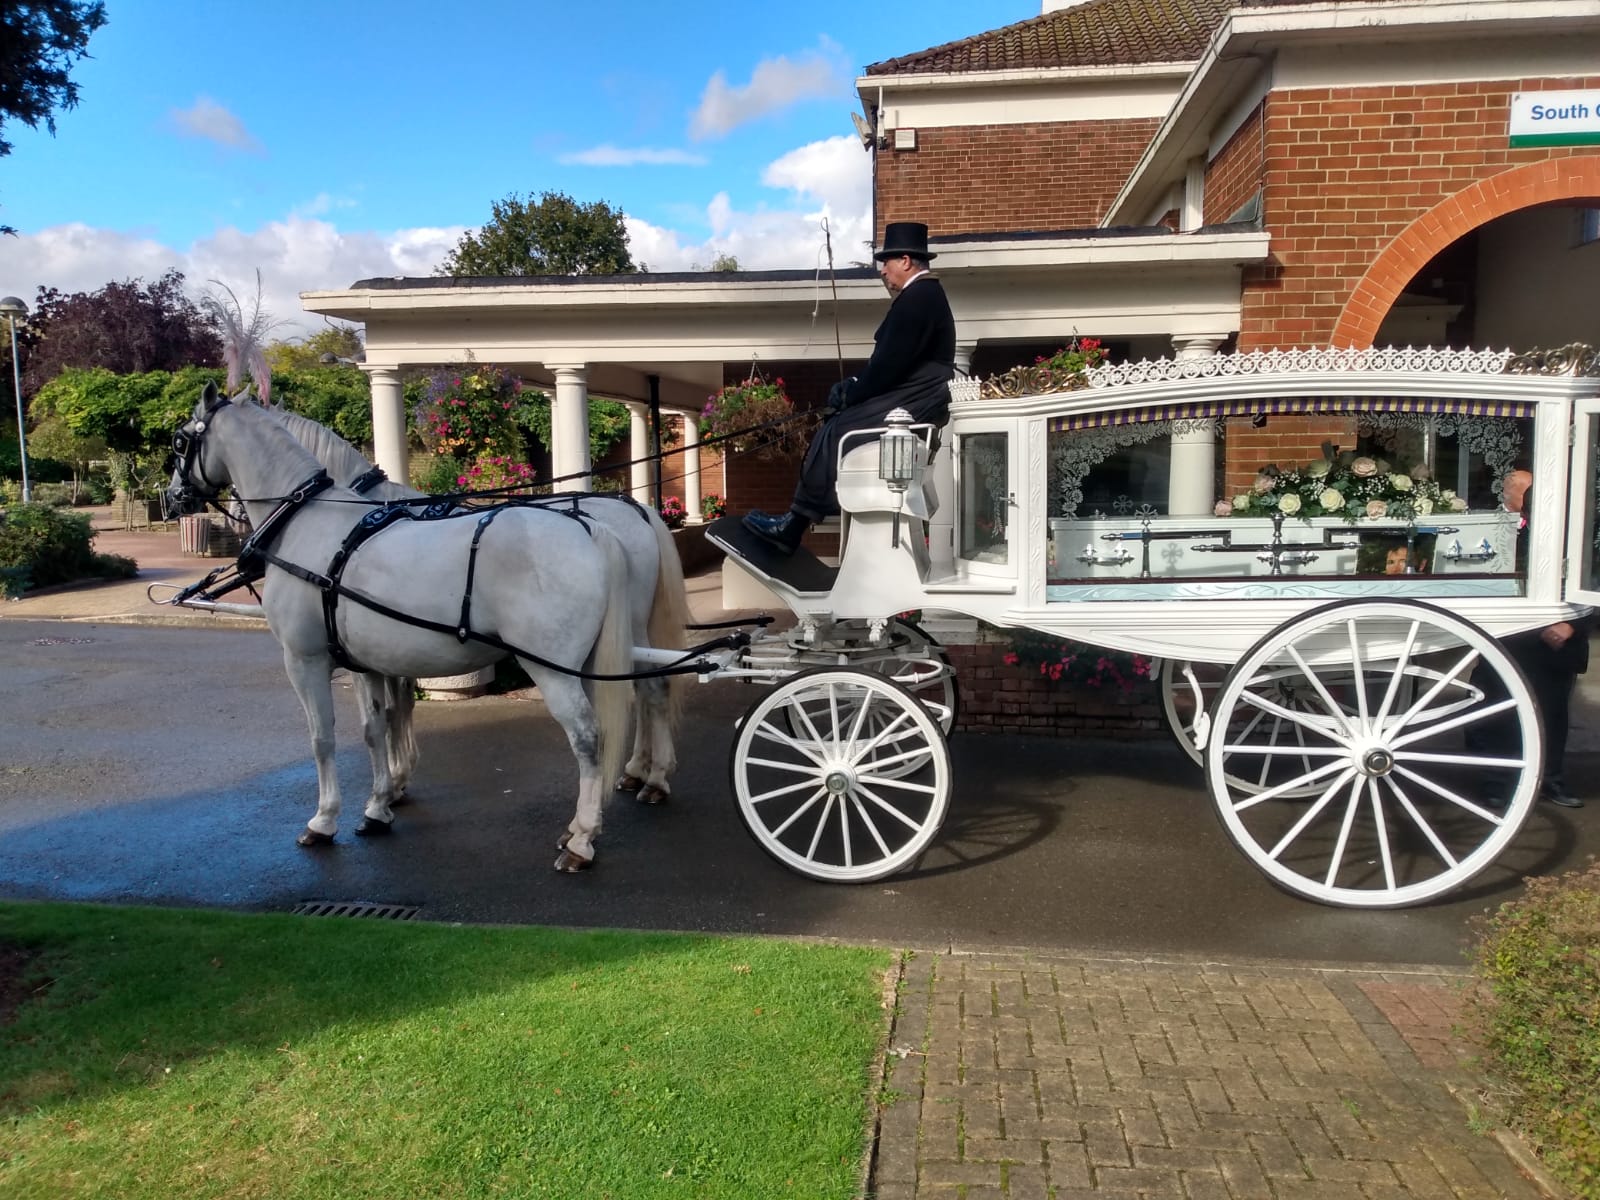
[169,398,232,509]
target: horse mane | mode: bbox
[265,406,376,481]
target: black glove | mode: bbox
[825,378,851,413]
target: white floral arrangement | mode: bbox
[1222,453,1468,521]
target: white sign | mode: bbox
[1509,90,1600,148]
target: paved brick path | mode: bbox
[873,952,1546,1200]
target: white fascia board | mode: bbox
[300,276,888,322]
[1103,0,1600,227]
[855,62,1192,96]
[928,231,1270,271]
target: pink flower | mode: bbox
[1002,652,1019,666]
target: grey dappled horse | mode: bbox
[167,383,641,871]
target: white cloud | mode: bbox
[170,97,265,154]
[0,218,465,339]
[624,136,872,272]
[558,144,709,167]
[690,42,850,141]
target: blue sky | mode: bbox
[0,0,1038,333]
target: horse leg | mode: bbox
[618,682,651,794]
[536,671,606,871]
[631,677,676,805]
[282,649,343,846]
[352,672,397,837]
[384,675,419,802]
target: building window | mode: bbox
[1576,208,1600,248]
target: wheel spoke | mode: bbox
[750,775,825,804]
[1221,744,1347,757]
[839,790,853,868]
[1233,757,1349,812]
[806,795,835,859]
[849,794,893,858]
[1347,619,1370,727]
[1395,751,1526,768]
[1373,620,1420,727]
[754,715,828,766]
[1369,778,1396,892]
[858,740,936,774]
[1388,697,1520,749]
[1255,715,1281,788]
[1391,764,1508,824]
[1323,774,1366,888]
[1267,768,1357,859]
[1286,646,1358,737]
[769,789,828,839]
[857,775,939,796]
[1238,688,1346,740]
[788,687,835,753]
[1390,647,1479,733]
[745,754,826,776]
[1381,774,1462,866]
[849,710,916,764]
[854,781,926,831]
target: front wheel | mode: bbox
[730,667,952,882]
[1205,600,1539,908]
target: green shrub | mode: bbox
[411,454,466,495]
[0,505,99,590]
[1463,859,1600,1196]
[0,565,30,599]
[92,552,137,579]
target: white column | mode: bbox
[548,364,591,492]
[680,414,703,524]
[365,368,408,485]
[627,403,651,502]
[1166,335,1226,516]
[952,342,975,377]
[1180,156,1206,232]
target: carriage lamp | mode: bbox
[878,408,921,491]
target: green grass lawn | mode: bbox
[0,903,892,1199]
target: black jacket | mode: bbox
[842,275,956,407]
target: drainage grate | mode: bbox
[292,900,421,920]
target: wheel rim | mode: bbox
[1205,601,1540,908]
[1161,658,1351,798]
[731,668,952,882]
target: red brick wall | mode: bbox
[1204,101,1264,225]
[876,118,1162,238]
[1221,415,1358,495]
[1240,76,1600,350]
[947,643,1161,737]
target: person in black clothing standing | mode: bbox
[742,221,957,555]
[1472,469,1587,807]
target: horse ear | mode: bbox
[201,380,228,415]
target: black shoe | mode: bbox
[1541,781,1584,809]
[741,509,811,556]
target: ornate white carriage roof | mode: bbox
[949,343,1600,407]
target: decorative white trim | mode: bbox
[1086,346,1517,389]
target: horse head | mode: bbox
[166,381,238,511]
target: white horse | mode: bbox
[257,404,689,807]
[167,382,640,871]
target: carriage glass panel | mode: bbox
[1043,395,1531,601]
[1564,397,1600,606]
[958,432,1009,565]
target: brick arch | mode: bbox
[1332,156,1600,348]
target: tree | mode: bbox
[704,252,742,272]
[438,192,635,277]
[20,270,223,395]
[0,1,108,234]
[265,325,365,374]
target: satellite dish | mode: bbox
[850,111,875,149]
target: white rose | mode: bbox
[1414,497,1433,516]
[1278,493,1302,515]
[1232,494,1252,512]
[1366,500,1388,519]
[1306,460,1331,478]
[1449,496,1468,512]
[1410,463,1431,481]
[1319,488,1344,510]
[1351,457,1378,478]
[1441,489,1456,501]
[1388,474,1413,492]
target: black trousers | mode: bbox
[1471,630,1582,784]
[790,363,954,521]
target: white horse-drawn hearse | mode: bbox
[164,344,1600,910]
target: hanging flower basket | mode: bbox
[699,376,808,458]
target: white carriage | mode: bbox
[702,344,1600,908]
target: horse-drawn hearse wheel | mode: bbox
[731,666,952,882]
[1160,658,1355,800]
[1205,599,1541,909]
[790,618,959,734]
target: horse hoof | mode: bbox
[355,816,393,838]
[556,831,572,851]
[554,847,592,872]
[615,774,644,793]
[637,785,670,806]
[297,828,335,847]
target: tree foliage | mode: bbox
[265,326,364,374]
[19,270,222,395]
[438,192,635,277]
[0,1,107,233]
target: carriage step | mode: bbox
[291,900,421,920]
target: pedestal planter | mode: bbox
[418,667,493,701]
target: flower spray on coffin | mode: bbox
[1229,450,1467,521]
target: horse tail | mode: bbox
[590,525,635,791]
[645,508,692,726]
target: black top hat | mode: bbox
[874,221,936,261]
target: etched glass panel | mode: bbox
[959,432,1008,565]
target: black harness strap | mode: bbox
[458,507,506,642]
[349,466,388,494]
[236,471,335,576]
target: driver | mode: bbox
[740,221,957,555]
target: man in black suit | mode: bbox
[741,221,957,555]
[1473,469,1587,807]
